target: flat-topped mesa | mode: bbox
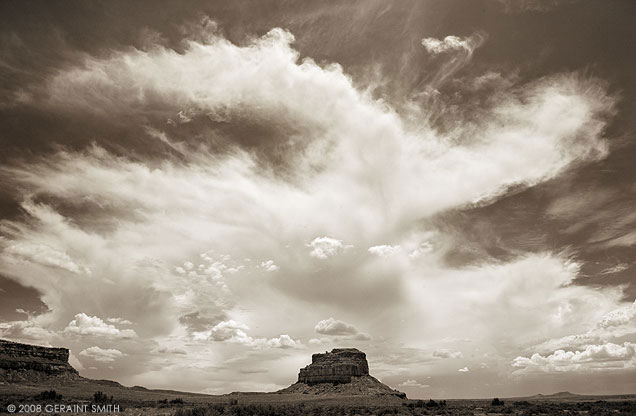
[281,347,406,398]
[298,348,370,385]
[0,339,80,383]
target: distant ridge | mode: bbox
[507,391,636,402]
[531,391,580,398]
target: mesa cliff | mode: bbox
[0,339,81,383]
[298,348,369,384]
[280,348,406,398]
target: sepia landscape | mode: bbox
[2,339,636,415]
[1,1,636,415]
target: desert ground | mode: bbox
[2,381,636,416]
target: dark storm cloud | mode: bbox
[0,275,48,320]
[269,253,406,313]
[179,312,227,333]
[432,144,636,299]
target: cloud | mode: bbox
[353,333,372,341]
[3,50,614,252]
[368,245,401,257]
[599,231,636,248]
[458,367,469,372]
[4,242,89,274]
[207,320,250,342]
[598,300,636,329]
[308,337,333,346]
[398,379,430,388]
[68,352,84,371]
[313,318,371,341]
[314,318,358,336]
[205,320,301,349]
[259,260,279,272]
[178,311,226,333]
[408,242,433,259]
[264,334,301,349]
[496,0,578,14]
[421,34,483,55]
[107,317,133,325]
[420,33,487,88]
[531,300,636,353]
[152,346,187,355]
[600,263,630,275]
[401,253,625,352]
[64,313,137,339]
[79,346,124,362]
[307,237,349,259]
[513,342,636,373]
[433,349,464,359]
[0,319,55,342]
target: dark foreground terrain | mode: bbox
[2,382,636,416]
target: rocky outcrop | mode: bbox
[280,348,406,398]
[298,348,369,385]
[0,339,80,383]
[281,374,406,398]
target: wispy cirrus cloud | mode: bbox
[421,34,484,55]
[4,242,90,275]
[433,349,463,359]
[420,32,487,89]
[496,0,579,14]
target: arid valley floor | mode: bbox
[2,381,636,416]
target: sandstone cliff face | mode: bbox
[298,348,369,384]
[0,339,80,383]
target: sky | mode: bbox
[1,0,636,399]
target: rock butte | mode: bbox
[280,348,406,398]
[0,339,80,383]
[299,348,370,384]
